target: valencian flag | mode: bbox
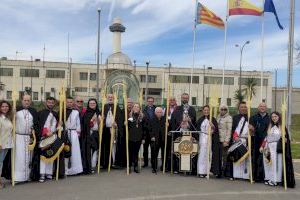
[264,0,284,30]
[229,0,263,16]
[196,2,225,29]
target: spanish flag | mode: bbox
[229,0,263,16]
[197,3,225,29]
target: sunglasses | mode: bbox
[77,101,83,103]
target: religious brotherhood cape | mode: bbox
[196,116,222,176]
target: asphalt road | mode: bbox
[1,161,300,200]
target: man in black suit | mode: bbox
[142,96,156,167]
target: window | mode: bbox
[20,69,39,77]
[80,72,88,80]
[33,92,39,101]
[204,76,234,85]
[45,92,51,99]
[0,68,13,76]
[140,75,157,83]
[46,70,65,78]
[6,91,12,100]
[206,97,210,105]
[92,88,101,93]
[144,88,161,96]
[90,73,97,81]
[227,98,232,107]
[170,75,199,84]
[75,87,88,92]
[192,97,197,105]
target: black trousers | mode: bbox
[143,132,150,165]
[101,128,111,168]
[220,143,229,176]
[129,141,141,167]
[150,140,165,170]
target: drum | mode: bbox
[227,141,249,163]
[40,134,64,163]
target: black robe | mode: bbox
[1,106,39,181]
[249,113,271,182]
[170,104,197,131]
[224,114,248,178]
[80,107,101,174]
[169,104,197,173]
[37,109,66,178]
[196,116,222,176]
[102,103,124,168]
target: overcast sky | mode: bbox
[0,0,299,86]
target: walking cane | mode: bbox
[281,95,287,190]
[97,89,106,174]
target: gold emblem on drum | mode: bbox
[178,140,193,154]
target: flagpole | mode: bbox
[287,0,295,137]
[221,1,229,105]
[189,0,198,99]
[260,0,265,102]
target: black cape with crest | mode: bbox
[80,106,100,174]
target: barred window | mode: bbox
[20,69,39,77]
[80,72,88,80]
[0,68,13,76]
[46,70,65,78]
[90,73,97,81]
[75,87,88,92]
[170,75,199,84]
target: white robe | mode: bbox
[15,109,33,182]
[65,110,83,175]
[263,126,282,183]
[40,112,57,176]
[197,119,211,175]
[233,117,250,180]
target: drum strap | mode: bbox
[239,119,247,138]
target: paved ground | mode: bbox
[1,162,300,200]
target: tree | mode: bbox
[234,89,245,103]
[242,77,257,100]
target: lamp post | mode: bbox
[145,61,150,103]
[235,41,250,96]
[96,8,101,101]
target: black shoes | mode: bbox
[134,166,140,173]
[152,169,157,174]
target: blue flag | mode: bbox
[264,0,284,30]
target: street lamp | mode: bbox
[96,8,101,101]
[235,41,250,95]
[145,61,150,103]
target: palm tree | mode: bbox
[242,77,257,100]
[234,89,245,103]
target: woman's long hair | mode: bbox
[0,100,13,121]
[129,103,144,121]
[267,111,282,134]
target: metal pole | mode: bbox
[202,65,205,105]
[43,44,46,101]
[260,0,265,102]
[275,69,278,111]
[221,1,229,104]
[96,8,101,101]
[30,56,33,98]
[239,48,242,95]
[287,0,295,136]
[145,61,149,102]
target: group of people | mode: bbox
[0,92,296,189]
